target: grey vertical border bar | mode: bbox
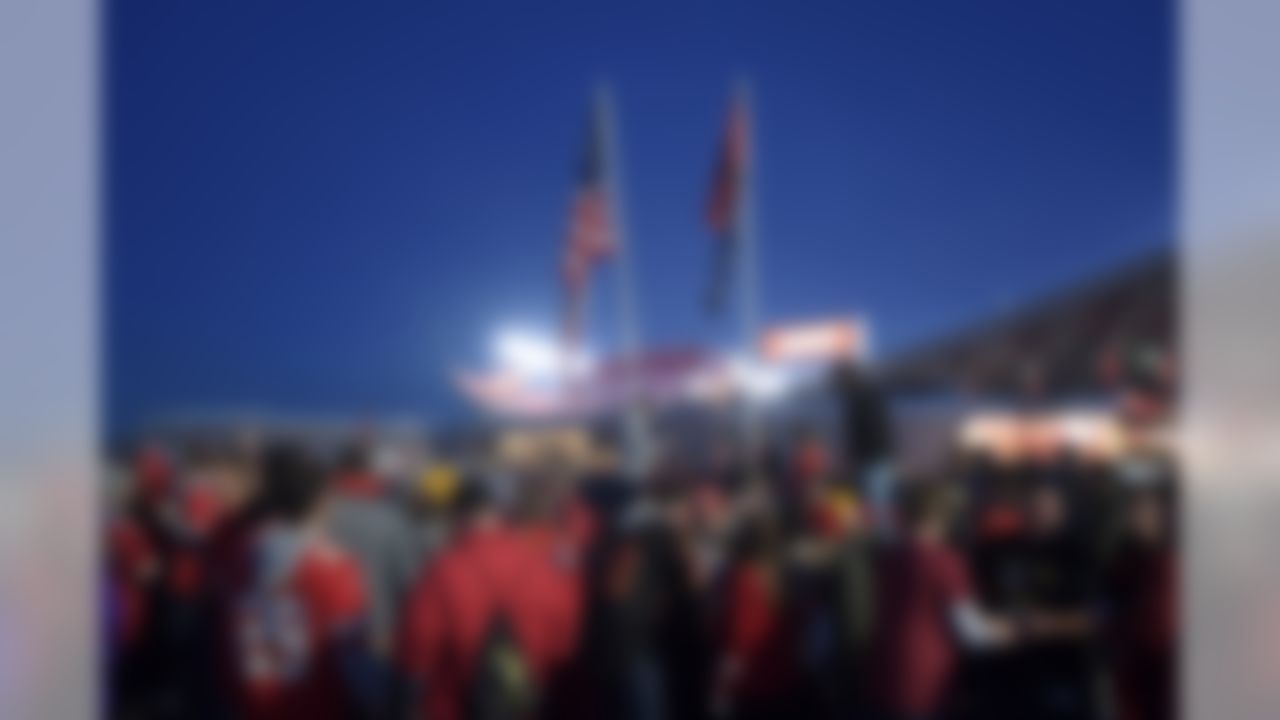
[0,0,98,718]
[1183,0,1280,718]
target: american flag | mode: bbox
[705,96,748,236]
[562,105,614,343]
[704,96,749,312]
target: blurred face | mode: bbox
[1129,493,1166,544]
[514,467,575,522]
[906,490,952,540]
[1029,485,1068,535]
[210,462,254,512]
[690,483,728,535]
[916,508,949,540]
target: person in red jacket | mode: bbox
[713,508,809,720]
[107,446,181,717]
[399,475,584,720]
[873,480,1017,720]
[223,444,374,720]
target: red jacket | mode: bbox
[721,562,803,702]
[400,522,584,720]
[227,531,368,720]
[873,538,974,716]
[108,518,155,651]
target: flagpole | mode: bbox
[735,77,762,469]
[596,83,650,479]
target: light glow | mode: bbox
[491,328,594,382]
[726,354,797,403]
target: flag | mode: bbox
[704,95,749,313]
[562,104,615,344]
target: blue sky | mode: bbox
[107,0,1172,434]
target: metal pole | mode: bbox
[596,83,650,478]
[736,78,762,468]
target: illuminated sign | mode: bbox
[759,317,867,363]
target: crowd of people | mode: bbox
[105,370,1178,720]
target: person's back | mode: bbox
[108,448,186,717]
[1017,482,1100,720]
[966,497,1030,720]
[224,445,372,720]
[874,535,972,719]
[400,481,582,720]
[872,481,1015,720]
[233,528,368,719]
[713,513,807,720]
[327,463,417,660]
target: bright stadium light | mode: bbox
[492,328,595,383]
[727,354,795,403]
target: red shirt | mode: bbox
[721,562,802,702]
[399,523,583,720]
[334,471,384,499]
[182,483,224,537]
[168,484,226,599]
[108,519,155,650]
[873,538,974,716]
[229,534,367,720]
[792,442,829,488]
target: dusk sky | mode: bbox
[107,1,1172,434]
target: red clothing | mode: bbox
[206,510,257,606]
[207,510,259,694]
[334,471,384,499]
[978,504,1025,542]
[721,563,802,703]
[167,484,226,599]
[134,448,173,502]
[792,442,829,488]
[1108,545,1177,720]
[168,549,204,599]
[228,533,367,720]
[182,483,224,537]
[108,519,155,650]
[400,523,583,720]
[873,538,974,717]
[522,501,598,563]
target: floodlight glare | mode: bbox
[492,328,595,382]
[727,355,794,403]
